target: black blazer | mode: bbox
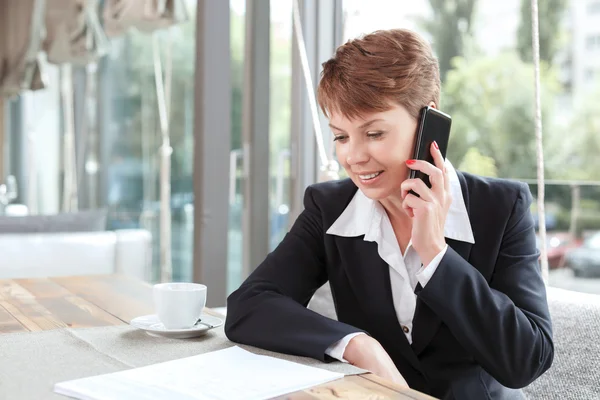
[225,171,554,400]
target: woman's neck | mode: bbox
[379,195,413,254]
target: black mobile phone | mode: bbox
[408,106,452,189]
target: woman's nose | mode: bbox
[346,143,369,165]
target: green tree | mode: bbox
[458,147,498,177]
[443,52,560,179]
[104,2,199,207]
[420,0,478,82]
[516,0,567,64]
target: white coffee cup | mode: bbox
[153,282,207,329]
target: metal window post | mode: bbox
[193,0,232,306]
[241,0,271,278]
[0,98,5,179]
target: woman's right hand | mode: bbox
[343,334,409,388]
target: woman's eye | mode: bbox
[333,135,348,142]
[367,131,384,139]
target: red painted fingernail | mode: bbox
[433,141,439,150]
[406,159,416,165]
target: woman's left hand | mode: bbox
[401,141,452,267]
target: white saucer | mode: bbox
[130,314,224,339]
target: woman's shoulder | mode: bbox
[303,178,358,215]
[458,170,533,209]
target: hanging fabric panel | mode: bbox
[0,0,47,97]
[102,0,189,37]
[43,0,109,66]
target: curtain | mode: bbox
[102,0,188,37]
[0,0,46,97]
[43,0,109,66]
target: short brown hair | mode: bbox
[317,29,440,120]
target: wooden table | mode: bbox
[0,274,435,400]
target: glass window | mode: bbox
[226,0,294,295]
[342,0,600,294]
[586,35,599,51]
[269,0,293,251]
[228,0,245,294]
[588,0,600,14]
[585,68,595,82]
[97,1,197,282]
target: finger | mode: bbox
[406,159,444,196]
[430,141,445,171]
[401,179,435,202]
[402,193,420,218]
[403,203,414,218]
[431,142,451,194]
[403,193,434,218]
[402,193,427,210]
[443,164,450,193]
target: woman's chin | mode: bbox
[355,184,394,201]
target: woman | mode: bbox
[225,29,553,400]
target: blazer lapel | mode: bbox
[411,171,473,355]
[338,237,422,371]
[446,171,474,265]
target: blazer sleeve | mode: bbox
[417,183,554,389]
[224,185,365,361]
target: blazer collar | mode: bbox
[326,160,475,245]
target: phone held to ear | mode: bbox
[408,106,452,191]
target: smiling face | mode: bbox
[317,29,442,201]
[330,103,418,200]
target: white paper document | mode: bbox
[54,346,344,400]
